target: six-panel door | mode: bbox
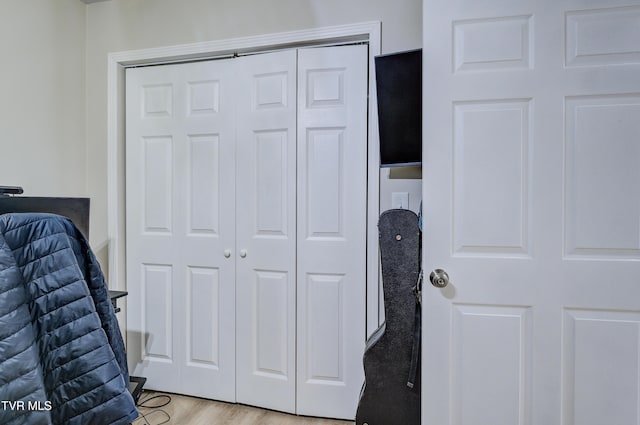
[422,1,640,424]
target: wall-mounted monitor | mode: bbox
[375,49,422,168]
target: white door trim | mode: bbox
[107,21,382,335]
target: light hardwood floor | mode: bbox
[132,391,356,425]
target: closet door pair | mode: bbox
[125,45,367,419]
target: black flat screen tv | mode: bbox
[375,49,422,168]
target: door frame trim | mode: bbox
[107,21,382,335]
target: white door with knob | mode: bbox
[422,1,640,424]
[125,45,367,418]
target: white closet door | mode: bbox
[125,60,237,402]
[296,45,368,419]
[235,50,298,413]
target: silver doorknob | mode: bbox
[223,249,231,258]
[430,269,449,288]
[239,249,247,258]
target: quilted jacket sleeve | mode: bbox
[0,234,52,425]
[0,213,138,425]
[68,220,130,385]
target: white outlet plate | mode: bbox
[392,192,409,209]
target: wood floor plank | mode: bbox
[132,391,356,425]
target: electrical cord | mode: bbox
[133,392,172,425]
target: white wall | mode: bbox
[380,166,422,214]
[0,0,86,197]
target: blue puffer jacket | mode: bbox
[0,213,138,425]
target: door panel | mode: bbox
[235,49,297,413]
[186,266,220,367]
[452,99,532,256]
[422,1,640,424]
[141,264,173,361]
[451,304,532,425]
[187,134,220,235]
[297,45,368,419]
[126,60,237,402]
[564,94,640,259]
[562,309,640,425]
